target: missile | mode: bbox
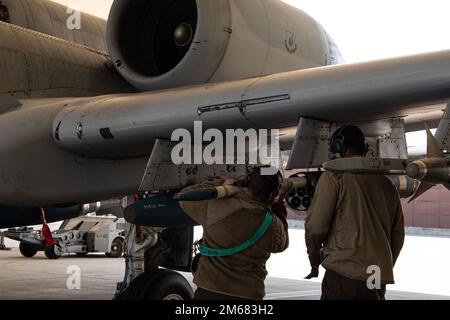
[124,194,198,227]
[321,158,420,198]
[406,125,450,185]
[282,177,308,190]
[174,185,242,202]
[174,177,308,202]
[323,157,406,175]
[386,175,418,198]
[125,177,308,227]
[405,158,450,184]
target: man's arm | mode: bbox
[270,201,289,253]
[390,196,405,266]
[179,180,224,225]
[305,171,340,271]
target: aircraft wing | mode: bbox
[52,50,450,159]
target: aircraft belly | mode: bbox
[0,103,144,206]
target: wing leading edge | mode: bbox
[49,50,450,159]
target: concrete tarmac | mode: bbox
[0,249,448,300]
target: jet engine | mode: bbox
[107,0,343,91]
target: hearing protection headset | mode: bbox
[243,165,284,204]
[330,126,348,159]
[330,125,369,159]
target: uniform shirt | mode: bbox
[305,171,405,284]
[180,183,289,299]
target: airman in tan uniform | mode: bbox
[305,125,405,300]
[180,167,289,300]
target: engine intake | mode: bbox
[107,0,231,91]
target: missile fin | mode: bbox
[425,123,444,157]
[408,182,434,203]
[434,101,450,153]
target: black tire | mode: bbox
[118,270,194,300]
[106,238,124,258]
[44,244,61,260]
[19,242,38,258]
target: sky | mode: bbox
[54,0,450,63]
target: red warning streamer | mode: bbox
[39,208,55,247]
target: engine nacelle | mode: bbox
[107,0,343,91]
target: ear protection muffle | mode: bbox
[244,166,284,203]
[330,125,369,159]
[330,126,347,159]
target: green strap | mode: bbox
[198,212,273,257]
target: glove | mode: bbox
[304,267,319,280]
[271,202,288,220]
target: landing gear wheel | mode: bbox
[19,242,38,258]
[106,238,124,258]
[44,244,61,260]
[118,270,194,300]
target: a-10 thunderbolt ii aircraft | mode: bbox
[1,0,450,299]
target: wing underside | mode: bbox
[47,50,450,159]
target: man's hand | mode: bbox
[223,179,237,186]
[304,252,322,279]
[276,180,294,204]
[271,201,288,226]
[304,267,319,280]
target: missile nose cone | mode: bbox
[406,163,420,179]
[406,161,427,180]
[124,206,137,224]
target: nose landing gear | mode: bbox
[0,234,11,251]
[115,223,195,300]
